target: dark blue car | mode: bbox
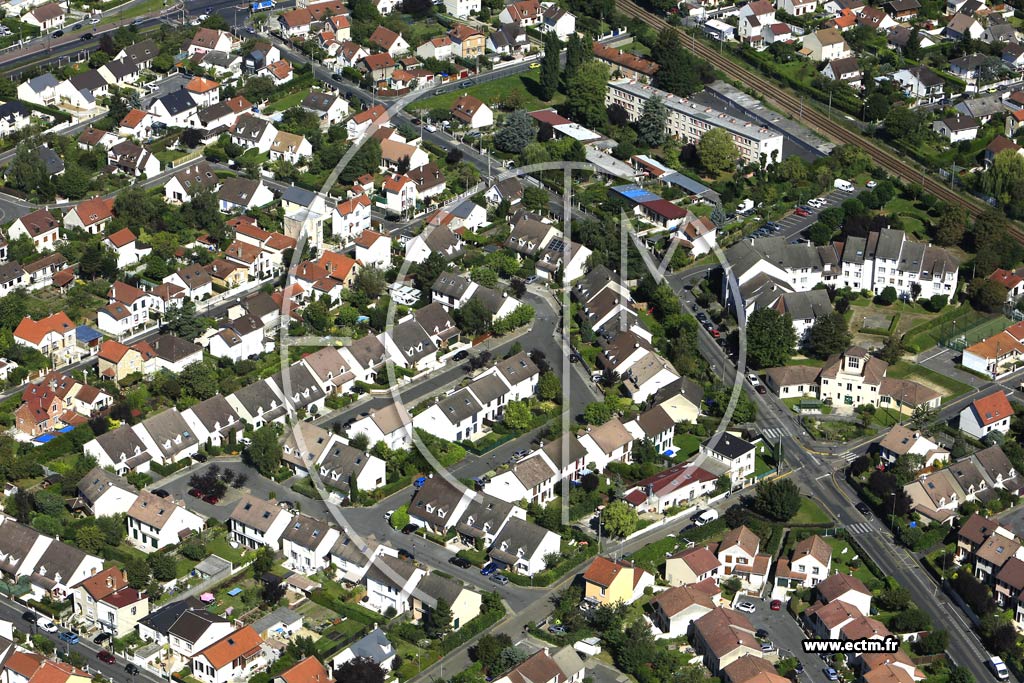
[481,563,499,576]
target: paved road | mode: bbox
[0,595,165,683]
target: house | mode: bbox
[946,12,983,40]
[697,433,757,488]
[280,513,341,574]
[243,41,282,72]
[149,90,199,128]
[119,108,154,138]
[63,197,114,235]
[274,657,330,683]
[98,339,145,383]
[410,573,482,631]
[230,114,278,154]
[185,77,221,108]
[903,469,965,525]
[317,440,386,495]
[188,28,235,57]
[300,91,349,127]
[165,162,219,204]
[803,28,852,61]
[72,565,149,637]
[347,104,389,139]
[779,534,832,588]
[381,173,417,215]
[445,0,479,18]
[540,4,576,39]
[227,377,288,428]
[738,0,776,44]
[73,467,138,518]
[582,556,655,606]
[195,95,252,133]
[79,126,119,151]
[363,554,425,614]
[692,608,763,676]
[778,0,817,14]
[298,347,355,396]
[0,101,31,137]
[822,57,862,89]
[878,424,949,468]
[191,626,266,683]
[417,35,454,60]
[138,600,232,656]
[17,73,60,106]
[491,648,585,683]
[772,290,834,341]
[127,491,205,552]
[136,407,202,465]
[9,208,60,250]
[270,131,312,164]
[448,24,485,59]
[14,312,76,366]
[181,394,243,449]
[718,525,772,589]
[218,178,275,213]
[264,60,294,85]
[498,0,543,25]
[23,3,65,30]
[164,264,213,300]
[354,229,391,269]
[412,385,482,442]
[84,425,154,475]
[651,583,719,637]
[369,26,410,55]
[885,0,920,18]
[207,315,264,361]
[892,66,944,106]
[107,141,160,179]
[487,23,527,54]
[348,404,412,450]
[332,628,395,672]
[408,476,471,534]
[959,390,1014,440]
[622,462,717,514]
[975,444,1017,489]
[805,599,863,640]
[488,517,560,576]
[450,94,493,129]
[815,572,873,616]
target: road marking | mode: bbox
[917,347,950,364]
[846,522,873,534]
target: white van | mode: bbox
[989,657,1009,680]
[834,179,855,192]
[693,509,719,526]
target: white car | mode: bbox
[807,198,826,208]
[736,601,756,613]
[37,617,58,633]
[746,373,762,388]
[866,180,878,189]
[88,17,100,24]
[384,510,394,521]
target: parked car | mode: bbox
[761,642,775,653]
[824,668,839,681]
[37,618,58,633]
[453,350,469,361]
[125,664,140,675]
[93,632,112,645]
[188,488,202,498]
[81,32,93,40]
[736,601,756,613]
[413,477,427,488]
[793,207,810,217]
[856,502,872,517]
[202,494,219,505]
[401,524,418,535]
[866,180,878,189]
[481,563,499,576]
[152,489,170,498]
[548,625,567,635]
[989,657,1010,681]
[513,449,530,458]
[59,631,79,645]
[21,612,36,624]
[53,30,63,37]
[98,651,115,664]
[770,599,782,611]
[490,574,509,585]
[755,628,769,639]
[448,556,471,569]
[397,548,414,561]
[384,510,394,521]
[710,328,720,339]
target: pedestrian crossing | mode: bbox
[762,428,784,441]
[846,522,873,535]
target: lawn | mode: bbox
[791,497,831,526]
[871,406,903,427]
[902,305,1000,353]
[266,88,311,113]
[672,433,701,459]
[882,197,933,240]
[206,532,248,565]
[821,535,877,586]
[783,357,824,367]
[629,536,678,573]
[754,454,775,478]
[413,70,566,116]
[886,361,974,403]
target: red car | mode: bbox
[770,599,782,611]
[188,488,202,498]
[794,207,810,217]
[710,328,721,339]
[98,651,115,664]
[203,494,220,505]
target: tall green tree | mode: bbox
[751,479,801,521]
[493,110,537,154]
[636,96,668,148]
[425,598,454,638]
[805,311,851,359]
[651,29,712,97]
[698,128,738,175]
[563,32,590,83]
[601,500,638,537]
[539,32,561,101]
[247,425,282,477]
[746,308,796,368]
[565,62,609,129]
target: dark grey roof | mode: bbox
[219,177,262,206]
[151,334,202,363]
[0,101,28,123]
[272,364,327,410]
[282,513,333,549]
[69,69,107,93]
[37,146,63,175]
[231,377,283,417]
[0,262,25,286]
[456,494,513,539]
[436,388,482,424]
[490,517,552,561]
[158,89,198,116]
[705,433,755,460]
[139,597,205,635]
[778,289,833,321]
[104,57,141,81]
[345,627,394,664]
[231,113,272,142]
[168,609,229,642]
[23,73,58,93]
[390,319,436,363]
[410,476,465,529]
[121,39,159,64]
[318,443,373,488]
[0,522,42,575]
[467,373,508,405]
[415,573,466,609]
[243,292,279,319]
[412,302,458,339]
[186,395,241,437]
[34,541,88,586]
[281,185,317,207]
[140,409,199,461]
[92,425,151,464]
[469,285,509,316]
[301,91,340,113]
[432,272,473,298]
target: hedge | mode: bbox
[308,589,380,625]
[505,541,598,587]
[440,604,505,654]
[150,458,192,478]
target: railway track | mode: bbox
[615,0,1024,241]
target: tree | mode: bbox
[164,299,213,341]
[339,138,382,184]
[472,633,514,674]
[425,598,453,638]
[948,667,975,683]
[389,504,409,530]
[334,658,385,683]
[909,404,937,430]
[303,300,331,333]
[601,500,638,537]
[746,308,796,368]
[494,110,536,153]
[914,629,949,656]
[805,312,851,359]
[878,335,905,365]
[582,401,613,425]
[633,438,658,465]
[251,546,276,579]
[651,29,711,97]
[876,286,898,306]
[565,62,610,129]
[248,425,282,477]
[125,556,151,589]
[147,553,177,581]
[539,32,561,101]
[353,266,386,299]
[261,579,285,606]
[890,607,931,633]
[968,277,1007,313]
[503,401,532,431]
[698,128,738,176]
[934,205,968,247]
[808,222,835,246]
[242,76,275,103]
[286,636,318,660]
[636,96,668,148]
[74,524,107,554]
[179,360,220,400]
[454,298,492,336]
[885,106,925,144]
[537,371,560,401]
[751,479,802,521]
[818,206,845,231]
[563,32,590,81]
[7,141,47,196]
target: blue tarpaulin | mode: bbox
[33,434,56,444]
[227,587,243,596]
[58,426,74,433]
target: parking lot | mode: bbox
[742,598,827,683]
[744,186,867,243]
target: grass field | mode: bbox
[821,535,876,586]
[672,433,701,459]
[791,497,831,526]
[413,70,566,115]
[887,361,974,403]
[266,88,311,113]
[903,306,1002,352]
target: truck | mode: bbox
[834,178,855,192]
[988,657,1009,680]
[250,0,274,10]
